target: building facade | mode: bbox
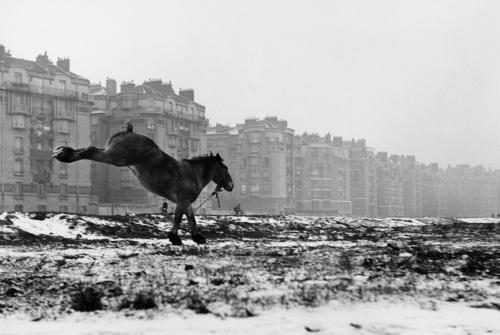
[206,117,295,214]
[0,46,94,213]
[89,79,208,212]
[346,139,378,217]
[294,134,352,216]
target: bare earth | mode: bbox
[0,213,499,334]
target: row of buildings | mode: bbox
[206,119,500,217]
[0,46,498,217]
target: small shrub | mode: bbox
[132,290,157,310]
[70,286,103,312]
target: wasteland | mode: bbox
[0,213,498,334]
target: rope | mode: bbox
[193,186,222,213]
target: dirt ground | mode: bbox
[0,213,499,334]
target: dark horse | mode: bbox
[52,123,233,245]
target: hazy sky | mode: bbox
[2,0,499,168]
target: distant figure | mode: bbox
[162,201,169,214]
[233,203,243,215]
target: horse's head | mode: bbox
[212,153,233,192]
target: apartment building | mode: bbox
[206,117,295,214]
[294,134,351,216]
[0,46,93,213]
[374,152,403,217]
[89,78,208,211]
[346,139,377,217]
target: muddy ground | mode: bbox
[0,213,499,328]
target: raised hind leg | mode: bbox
[52,145,131,167]
[168,205,185,246]
[187,206,206,244]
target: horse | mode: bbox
[52,123,233,245]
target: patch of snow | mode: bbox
[457,217,500,224]
[4,213,104,240]
[1,301,499,335]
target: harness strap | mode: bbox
[193,186,222,213]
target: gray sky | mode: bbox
[2,0,500,168]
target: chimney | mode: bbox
[143,79,163,93]
[36,51,51,66]
[120,81,136,93]
[106,77,117,95]
[179,89,194,101]
[161,81,174,95]
[376,152,388,161]
[57,58,70,72]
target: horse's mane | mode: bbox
[183,154,216,163]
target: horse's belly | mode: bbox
[134,171,177,203]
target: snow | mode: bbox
[1,301,498,335]
[457,217,500,224]
[3,213,101,239]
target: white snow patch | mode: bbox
[457,217,500,224]
[1,301,499,335]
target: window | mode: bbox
[249,132,261,143]
[59,80,67,91]
[37,183,46,196]
[250,184,260,192]
[240,157,247,168]
[15,72,22,84]
[249,156,259,166]
[57,120,69,133]
[15,182,23,197]
[60,183,68,197]
[14,159,23,175]
[147,119,155,129]
[240,184,247,194]
[12,115,26,128]
[14,137,23,153]
[263,157,270,168]
[250,170,259,178]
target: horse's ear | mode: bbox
[210,151,213,157]
[216,153,223,162]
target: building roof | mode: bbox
[1,53,90,84]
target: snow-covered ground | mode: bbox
[1,300,499,335]
[0,212,499,334]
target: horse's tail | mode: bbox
[126,121,134,133]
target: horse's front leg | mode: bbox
[168,206,185,246]
[187,206,206,245]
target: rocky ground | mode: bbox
[0,213,499,334]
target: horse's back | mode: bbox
[105,131,162,164]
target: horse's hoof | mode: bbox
[52,146,74,163]
[192,233,206,245]
[168,232,183,246]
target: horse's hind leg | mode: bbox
[168,206,184,246]
[52,146,131,167]
[187,206,206,244]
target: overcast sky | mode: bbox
[2,0,499,168]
